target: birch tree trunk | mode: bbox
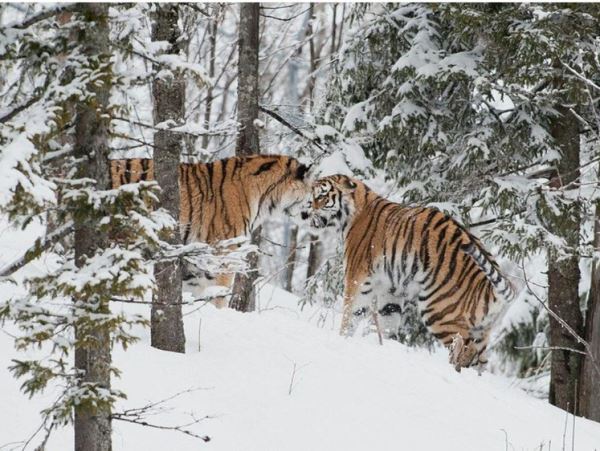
[547,104,584,414]
[231,3,260,312]
[73,4,112,449]
[151,3,186,352]
[305,3,323,282]
[579,200,600,421]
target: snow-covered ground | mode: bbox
[1,225,600,451]
[1,285,599,450]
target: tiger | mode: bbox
[110,154,312,307]
[308,174,515,371]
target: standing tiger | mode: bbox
[308,174,515,371]
[111,154,312,307]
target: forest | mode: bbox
[1,3,600,450]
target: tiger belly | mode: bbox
[350,260,425,338]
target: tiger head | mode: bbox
[249,155,315,221]
[309,175,361,231]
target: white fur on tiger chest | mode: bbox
[348,256,424,313]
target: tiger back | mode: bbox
[309,174,515,371]
[111,154,312,307]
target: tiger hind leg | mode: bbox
[448,325,492,373]
[448,334,479,372]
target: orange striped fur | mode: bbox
[111,155,312,307]
[310,174,514,371]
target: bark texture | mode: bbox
[304,5,323,283]
[151,4,186,353]
[232,3,261,312]
[306,235,322,280]
[284,225,299,292]
[579,200,600,421]
[73,4,112,450]
[547,104,584,414]
[235,3,260,155]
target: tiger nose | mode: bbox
[301,211,309,220]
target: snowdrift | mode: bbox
[2,281,600,451]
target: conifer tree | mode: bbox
[326,3,600,412]
[150,3,186,353]
[0,5,175,446]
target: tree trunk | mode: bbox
[235,3,260,155]
[284,225,298,291]
[304,4,323,283]
[306,235,322,280]
[579,200,600,421]
[547,104,584,414]
[231,3,261,312]
[201,5,218,151]
[150,4,185,353]
[73,4,112,450]
[282,6,312,291]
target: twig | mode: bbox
[288,362,297,395]
[110,293,232,306]
[198,318,202,352]
[371,300,383,346]
[520,259,600,378]
[260,7,310,22]
[112,388,211,442]
[514,345,587,356]
[112,414,210,442]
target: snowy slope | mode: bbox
[2,278,600,451]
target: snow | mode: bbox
[2,275,600,450]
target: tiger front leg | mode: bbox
[340,273,373,337]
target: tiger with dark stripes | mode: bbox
[308,174,515,371]
[111,154,312,307]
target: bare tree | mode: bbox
[73,4,112,449]
[231,2,261,312]
[151,3,186,352]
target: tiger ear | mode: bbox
[296,163,315,181]
[343,178,357,191]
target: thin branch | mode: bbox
[112,388,211,442]
[110,293,232,306]
[258,105,327,153]
[112,414,210,442]
[520,259,600,378]
[514,345,588,356]
[181,3,210,18]
[260,7,310,22]
[0,221,74,278]
[561,61,600,92]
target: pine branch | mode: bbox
[0,221,73,278]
